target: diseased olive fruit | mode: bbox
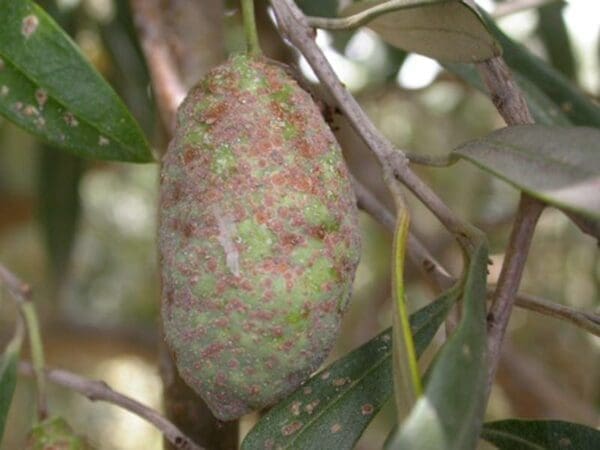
[159,54,361,421]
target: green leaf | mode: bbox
[340,0,501,63]
[0,0,153,162]
[443,63,571,126]
[388,241,488,450]
[241,289,457,450]
[479,9,600,128]
[38,146,85,282]
[482,419,600,450]
[295,0,340,18]
[536,2,576,80]
[0,345,20,444]
[454,125,600,221]
[390,210,422,419]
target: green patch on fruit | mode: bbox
[192,274,217,298]
[297,257,338,296]
[237,218,276,262]
[304,199,339,231]
[279,191,309,208]
[319,149,340,181]
[270,84,294,104]
[184,124,209,146]
[282,122,298,140]
[231,55,268,92]
[211,144,236,176]
[291,238,324,266]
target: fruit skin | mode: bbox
[159,54,361,421]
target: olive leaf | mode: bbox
[478,8,600,128]
[0,337,21,444]
[443,63,571,126]
[38,147,85,283]
[0,0,153,162]
[482,419,600,450]
[339,0,501,62]
[386,241,488,450]
[241,289,457,450]
[454,125,600,221]
[390,209,422,419]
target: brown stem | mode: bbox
[476,57,534,126]
[353,182,597,337]
[129,0,186,136]
[159,340,238,450]
[486,195,544,391]
[19,362,203,450]
[270,0,481,247]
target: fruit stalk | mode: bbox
[241,0,261,55]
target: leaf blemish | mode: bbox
[330,423,342,433]
[0,57,4,70]
[0,86,8,97]
[64,112,79,127]
[332,377,350,387]
[290,401,302,416]
[21,15,39,38]
[281,421,302,436]
[304,399,319,414]
[23,104,39,117]
[35,88,48,108]
[34,116,46,128]
[361,403,374,415]
[98,136,110,146]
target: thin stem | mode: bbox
[241,0,262,55]
[4,314,25,357]
[406,152,457,168]
[486,195,544,392]
[19,362,204,450]
[305,0,419,30]
[488,288,600,338]
[0,263,48,419]
[22,302,48,419]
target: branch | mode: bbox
[19,362,204,450]
[351,176,454,291]
[477,57,534,126]
[486,195,544,390]
[129,0,186,136]
[494,289,600,338]
[0,262,32,303]
[353,181,599,338]
[270,0,481,248]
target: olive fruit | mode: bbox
[159,54,361,421]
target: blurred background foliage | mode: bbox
[0,0,598,449]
